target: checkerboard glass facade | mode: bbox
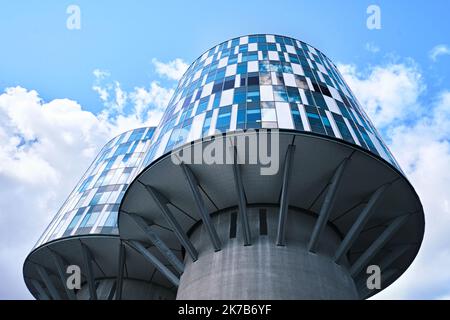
[143,34,400,170]
[34,127,155,248]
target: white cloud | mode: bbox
[338,61,425,128]
[152,58,189,81]
[365,42,380,53]
[429,44,450,62]
[0,77,172,298]
[340,61,450,299]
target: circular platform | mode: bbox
[119,129,424,299]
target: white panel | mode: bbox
[369,132,389,159]
[329,86,343,102]
[284,52,290,62]
[218,57,228,68]
[351,108,364,126]
[298,104,311,131]
[227,40,232,49]
[248,43,258,52]
[220,89,234,106]
[208,108,220,136]
[325,110,342,139]
[276,43,281,51]
[261,108,277,122]
[207,93,215,111]
[317,63,327,74]
[238,53,242,63]
[234,46,239,55]
[299,89,308,105]
[258,51,263,60]
[266,35,276,43]
[189,113,206,142]
[193,70,201,81]
[201,82,213,98]
[225,64,237,77]
[296,40,301,47]
[191,100,199,117]
[275,102,294,129]
[230,104,238,131]
[324,96,341,115]
[344,117,361,146]
[233,74,240,87]
[200,52,208,62]
[317,71,325,83]
[292,63,304,76]
[260,85,274,101]
[155,131,171,159]
[205,56,213,66]
[286,44,296,54]
[248,61,259,72]
[239,36,248,45]
[268,51,279,61]
[306,77,314,91]
[174,98,184,113]
[308,45,317,55]
[201,75,207,86]
[283,73,296,87]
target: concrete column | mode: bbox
[177,207,358,300]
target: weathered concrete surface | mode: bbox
[177,207,358,300]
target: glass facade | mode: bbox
[34,127,155,248]
[142,34,400,170]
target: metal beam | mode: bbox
[35,264,61,300]
[126,240,180,287]
[180,163,222,251]
[49,250,77,300]
[308,158,349,252]
[142,185,198,261]
[30,279,50,300]
[276,144,296,246]
[350,214,410,277]
[80,243,97,300]
[127,213,184,273]
[116,241,125,300]
[231,146,251,246]
[334,184,390,262]
[378,245,411,272]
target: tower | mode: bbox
[118,35,424,299]
[24,34,425,300]
[23,127,176,299]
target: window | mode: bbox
[286,87,302,103]
[333,113,355,143]
[233,87,246,104]
[273,86,288,102]
[304,105,326,135]
[216,106,232,133]
[246,104,261,129]
[246,86,260,103]
[290,103,304,131]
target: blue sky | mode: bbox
[0,0,450,299]
[1,0,449,112]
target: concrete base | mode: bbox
[76,278,176,300]
[176,206,358,300]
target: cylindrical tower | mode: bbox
[119,35,424,299]
[23,127,176,300]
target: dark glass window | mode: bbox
[333,113,355,143]
[246,104,261,129]
[223,77,235,90]
[304,105,326,135]
[286,87,302,103]
[290,103,304,131]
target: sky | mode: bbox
[0,0,449,299]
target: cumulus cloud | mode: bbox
[152,58,189,81]
[429,44,450,62]
[339,62,450,299]
[338,61,425,128]
[0,60,177,298]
